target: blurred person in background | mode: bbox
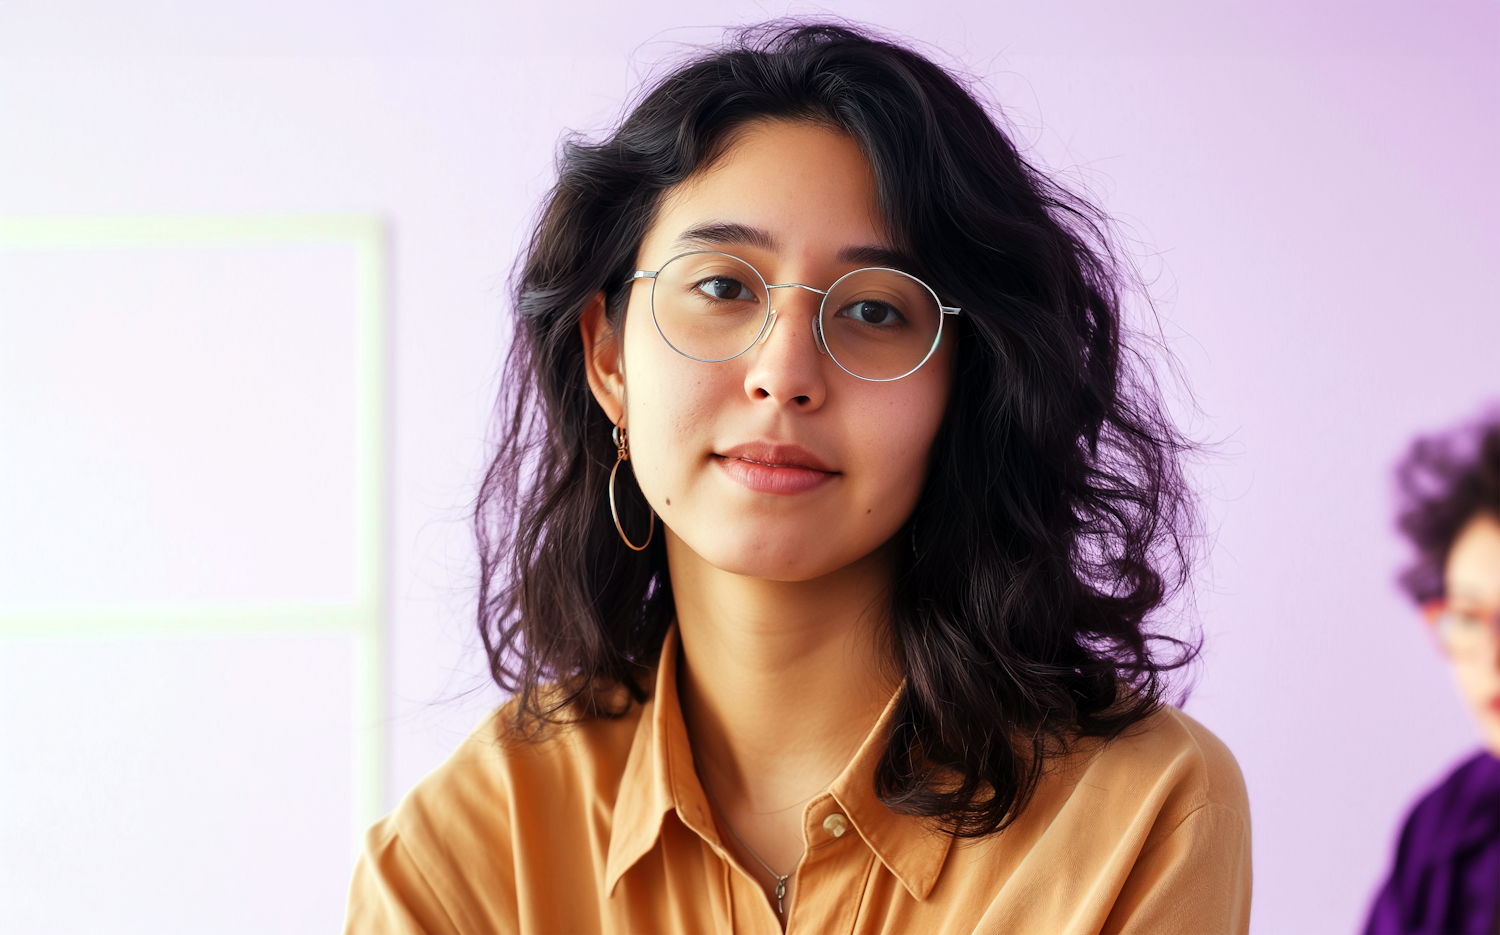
[1367,412,1500,935]
[345,23,1251,933]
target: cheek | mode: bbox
[888,364,951,463]
[843,375,949,509]
[617,315,726,488]
[1451,661,1500,730]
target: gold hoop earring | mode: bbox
[609,424,655,551]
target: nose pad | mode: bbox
[756,308,779,345]
[812,313,828,355]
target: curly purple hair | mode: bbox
[1395,408,1500,604]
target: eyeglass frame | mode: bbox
[1424,598,1500,658]
[627,250,962,383]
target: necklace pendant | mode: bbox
[775,876,787,915]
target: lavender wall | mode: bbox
[2,2,1496,932]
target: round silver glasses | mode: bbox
[629,251,961,382]
[1428,600,1500,660]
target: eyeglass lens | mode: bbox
[649,252,944,381]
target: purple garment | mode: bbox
[1366,750,1500,935]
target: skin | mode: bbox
[580,119,953,921]
[1435,513,1500,755]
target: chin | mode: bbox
[706,551,842,583]
[690,534,862,582]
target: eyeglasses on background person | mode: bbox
[1425,599,1500,659]
[629,250,962,382]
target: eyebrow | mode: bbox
[671,222,918,273]
[835,243,920,271]
[673,222,777,253]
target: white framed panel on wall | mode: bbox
[0,216,386,932]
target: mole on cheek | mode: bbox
[666,498,671,505]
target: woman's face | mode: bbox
[1440,513,1500,754]
[585,119,953,582]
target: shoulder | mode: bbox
[1364,752,1500,934]
[405,699,639,822]
[385,696,646,849]
[350,697,646,928]
[1073,709,1252,934]
[1398,750,1500,855]
[974,706,1251,934]
[1412,749,1500,817]
[1073,705,1249,827]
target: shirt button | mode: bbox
[822,813,848,838]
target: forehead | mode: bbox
[640,120,887,259]
[1447,513,1500,603]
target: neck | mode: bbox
[669,528,899,869]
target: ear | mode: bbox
[579,291,626,426]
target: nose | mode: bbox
[742,287,827,410]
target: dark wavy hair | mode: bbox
[1395,410,1500,604]
[476,22,1197,837]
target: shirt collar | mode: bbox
[825,689,954,900]
[604,627,952,901]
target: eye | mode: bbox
[837,300,905,326]
[1451,609,1487,629]
[696,276,756,302]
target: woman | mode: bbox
[1367,416,1500,935]
[346,24,1251,934]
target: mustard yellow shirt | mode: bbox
[346,629,1251,934]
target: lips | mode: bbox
[713,442,838,495]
